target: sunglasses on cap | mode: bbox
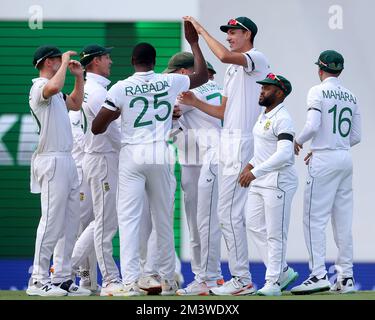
[80,50,106,60]
[317,59,341,70]
[227,19,250,32]
[35,50,60,68]
[266,73,287,93]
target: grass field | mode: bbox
[1,290,375,300]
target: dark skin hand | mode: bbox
[238,163,256,188]
[184,20,199,44]
[184,20,209,89]
[173,105,182,120]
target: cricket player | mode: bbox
[239,74,298,296]
[180,16,270,295]
[26,45,90,296]
[165,54,224,295]
[167,54,202,288]
[68,110,97,292]
[77,44,123,296]
[291,50,361,295]
[91,21,208,296]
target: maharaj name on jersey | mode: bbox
[194,82,220,95]
[125,81,170,96]
[322,89,357,104]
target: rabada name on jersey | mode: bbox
[124,81,170,96]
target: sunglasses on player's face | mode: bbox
[227,19,250,32]
[266,73,287,93]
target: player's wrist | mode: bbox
[74,72,84,79]
[189,42,199,48]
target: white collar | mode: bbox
[86,72,111,87]
[32,77,48,83]
[322,76,340,84]
[133,70,155,76]
[264,103,284,119]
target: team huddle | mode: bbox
[26,16,361,297]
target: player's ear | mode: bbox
[243,30,251,41]
[276,88,284,99]
[93,56,100,65]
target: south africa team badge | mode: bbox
[264,119,271,130]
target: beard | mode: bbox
[259,95,275,107]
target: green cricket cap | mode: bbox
[163,52,194,73]
[33,45,62,68]
[256,73,292,97]
[79,44,113,67]
[315,50,344,74]
[220,17,258,36]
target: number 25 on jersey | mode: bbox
[130,92,171,128]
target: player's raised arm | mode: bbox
[65,59,84,111]
[42,51,76,99]
[178,91,226,120]
[183,16,247,67]
[184,20,208,89]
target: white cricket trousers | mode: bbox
[140,196,181,276]
[197,149,222,282]
[217,135,253,282]
[76,164,95,232]
[304,150,354,280]
[141,229,182,277]
[180,164,201,279]
[71,221,96,275]
[82,151,120,286]
[72,166,96,277]
[246,168,298,283]
[70,167,96,284]
[31,153,80,284]
[118,142,176,284]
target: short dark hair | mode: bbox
[36,60,45,71]
[36,56,60,71]
[250,31,255,44]
[132,42,156,66]
[242,30,255,44]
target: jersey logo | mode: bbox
[227,66,237,77]
[277,194,283,199]
[264,119,271,130]
[80,192,85,201]
[206,178,213,182]
[83,92,89,103]
[72,120,80,127]
[103,182,110,192]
